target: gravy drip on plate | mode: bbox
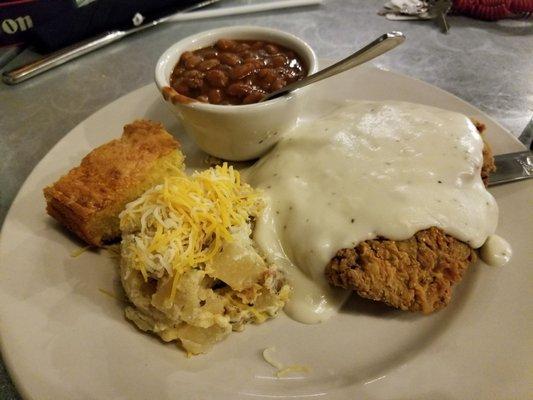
[245,101,500,324]
[480,234,512,267]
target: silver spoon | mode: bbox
[261,31,406,102]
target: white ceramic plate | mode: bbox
[1,63,531,400]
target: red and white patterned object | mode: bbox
[452,0,533,20]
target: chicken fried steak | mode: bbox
[325,122,494,313]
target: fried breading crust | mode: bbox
[44,120,182,246]
[473,121,496,185]
[325,228,477,313]
[325,121,494,313]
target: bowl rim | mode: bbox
[154,25,318,112]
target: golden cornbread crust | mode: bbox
[44,120,182,246]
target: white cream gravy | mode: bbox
[480,234,512,267]
[245,101,500,323]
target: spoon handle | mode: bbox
[262,31,406,102]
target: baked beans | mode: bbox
[169,39,307,105]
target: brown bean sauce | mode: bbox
[169,39,307,105]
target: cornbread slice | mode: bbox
[44,120,184,246]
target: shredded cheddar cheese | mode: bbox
[262,346,311,377]
[98,288,127,303]
[262,347,284,370]
[119,163,263,302]
[277,365,311,378]
[70,245,92,258]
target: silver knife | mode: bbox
[2,0,220,85]
[518,118,533,149]
[488,151,533,186]
[429,0,452,33]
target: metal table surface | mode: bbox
[0,1,532,398]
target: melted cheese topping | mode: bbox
[245,101,499,323]
[120,163,263,299]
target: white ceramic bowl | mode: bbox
[155,26,318,161]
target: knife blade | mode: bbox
[518,118,533,150]
[429,0,452,33]
[488,150,533,186]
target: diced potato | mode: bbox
[208,235,266,291]
[120,222,290,356]
[125,306,155,333]
[176,322,231,355]
[201,291,227,315]
[151,274,174,310]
